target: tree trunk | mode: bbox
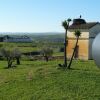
[16,58,20,65]
[7,59,13,68]
[68,37,79,69]
[64,29,67,67]
[7,59,10,68]
[45,56,48,62]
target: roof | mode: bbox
[4,35,31,39]
[68,22,99,30]
[72,18,86,25]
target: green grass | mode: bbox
[0,60,100,100]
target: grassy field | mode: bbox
[0,42,63,55]
[0,60,100,100]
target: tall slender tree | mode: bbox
[68,30,81,69]
[62,19,71,67]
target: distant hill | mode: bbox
[0,32,64,35]
[0,32,64,43]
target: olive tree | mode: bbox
[13,48,21,65]
[41,47,53,62]
[0,47,21,68]
[1,48,15,68]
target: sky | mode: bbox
[0,0,100,32]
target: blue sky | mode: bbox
[0,0,100,32]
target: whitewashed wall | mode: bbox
[67,29,89,39]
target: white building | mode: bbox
[67,18,100,60]
[3,35,33,43]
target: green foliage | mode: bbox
[0,33,64,57]
[1,48,15,68]
[41,47,53,62]
[74,30,82,38]
[62,20,68,29]
[67,18,72,22]
[0,43,21,68]
[62,19,71,30]
[41,47,53,57]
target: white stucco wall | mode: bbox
[67,29,89,39]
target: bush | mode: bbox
[59,47,64,52]
[40,47,53,62]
